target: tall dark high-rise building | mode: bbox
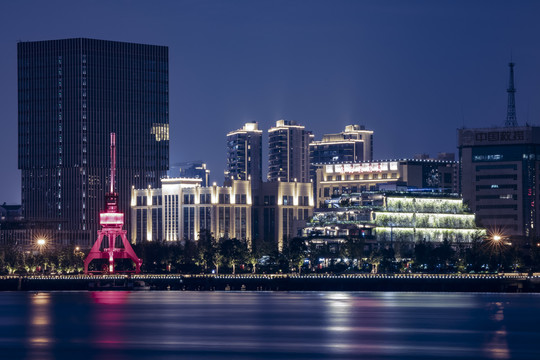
[268,120,312,182]
[18,38,169,246]
[225,122,263,185]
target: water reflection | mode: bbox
[484,301,510,359]
[0,292,538,359]
[28,292,52,360]
[91,291,128,360]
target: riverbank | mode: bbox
[2,273,540,292]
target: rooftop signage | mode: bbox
[326,162,399,174]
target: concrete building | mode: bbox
[315,159,458,207]
[131,178,314,252]
[225,122,263,185]
[458,126,540,238]
[252,181,314,251]
[18,38,169,247]
[131,178,252,245]
[268,120,313,183]
[310,125,373,165]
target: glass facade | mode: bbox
[226,123,262,183]
[18,38,169,246]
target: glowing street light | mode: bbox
[488,234,504,273]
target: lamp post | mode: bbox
[492,235,502,273]
[36,238,46,273]
[36,238,46,253]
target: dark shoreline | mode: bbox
[2,274,540,292]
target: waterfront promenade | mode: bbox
[1,273,540,292]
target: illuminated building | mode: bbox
[372,193,485,244]
[301,192,483,251]
[310,124,373,165]
[131,178,314,251]
[458,63,540,239]
[458,126,540,238]
[131,178,252,246]
[226,122,262,185]
[315,159,457,207]
[268,120,313,182]
[18,38,169,246]
[252,181,314,251]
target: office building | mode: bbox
[252,181,314,251]
[458,126,540,238]
[18,38,169,246]
[310,125,373,165]
[458,63,540,239]
[268,120,313,182]
[225,122,262,185]
[131,178,314,252]
[131,178,252,245]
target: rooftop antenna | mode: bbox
[505,61,518,127]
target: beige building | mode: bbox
[131,178,252,246]
[316,159,457,207]
[131,178,314,252]
[253,181,314,252]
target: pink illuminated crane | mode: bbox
[84,133,143,274]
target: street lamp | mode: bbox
[37,238,46,252]
[35,238,47,273]
[491,234,503,273]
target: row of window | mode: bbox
[326,173,397,181]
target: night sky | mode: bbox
[1,0,539,204]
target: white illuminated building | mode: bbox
[131,178,252,246]
[131,177,315,250]
[372,194,485,243]
[315,159,457,207]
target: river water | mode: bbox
[0,291,538,359]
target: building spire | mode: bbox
[505,61,518,127]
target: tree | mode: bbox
[220,239,248,274]
[287,237,307,273]
[433,239,456,273]
[341,237,365,270]
[413,240,434,272]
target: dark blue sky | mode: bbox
[1,0,539,204]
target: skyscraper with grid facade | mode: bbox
[18,38,169,246]
[268,120,313,183]
[225,122,263,185]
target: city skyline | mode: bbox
[1,0,540,204]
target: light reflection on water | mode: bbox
[0,291,539,359]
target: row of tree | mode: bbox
[2,233,540,275]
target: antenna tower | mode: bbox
[84,133,142,274]
[505,62,518,127]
